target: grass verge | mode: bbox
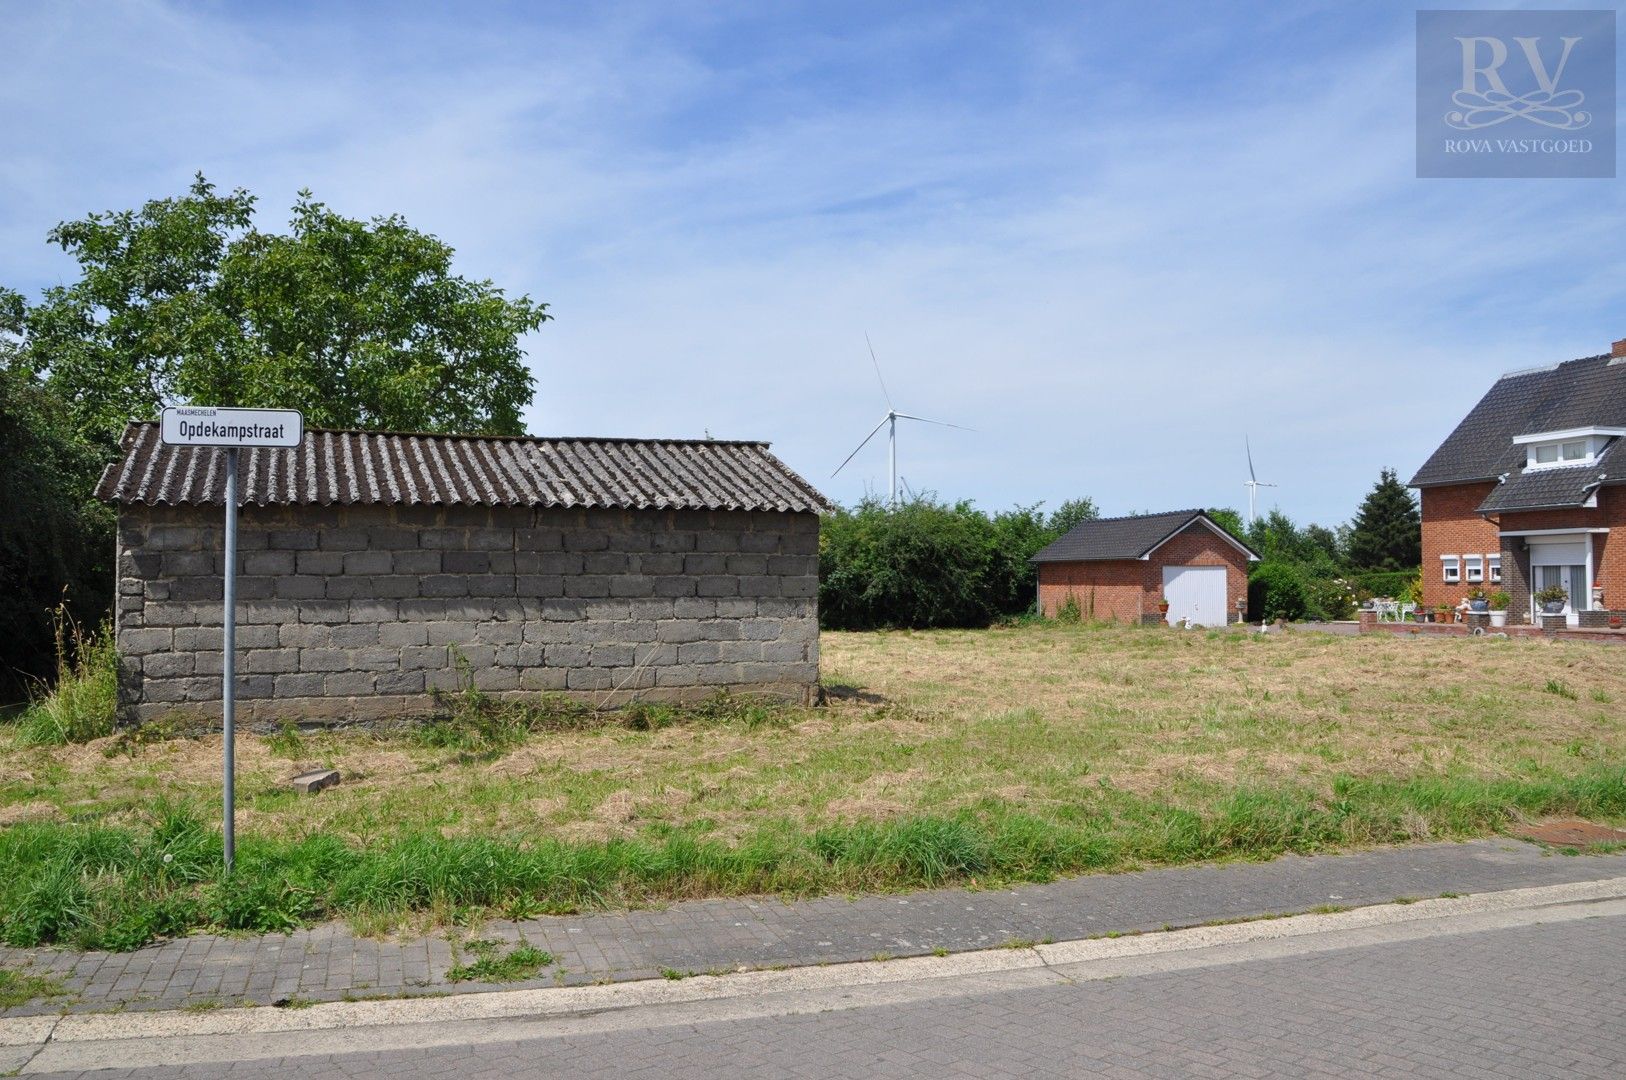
[2,766,1623,952]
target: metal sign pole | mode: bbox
[222,446,238,874]
[158,406,302,875]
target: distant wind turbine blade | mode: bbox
[831,415,891,478]
[864,332,895,410]
[1259,482,1278,488]
[891,412,976,432]
[1246,436,1257,483]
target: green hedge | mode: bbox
[819,498,1067,630]
[1348,569,1419,599]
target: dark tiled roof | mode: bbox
[1476,438,1623,512]
[1410,352,1626,488]
[1031,509,1258,563]
[96,423,831,513]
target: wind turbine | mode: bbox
[1243,436,1277,527]
[832,334,971,505]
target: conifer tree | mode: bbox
[1347,468,1420,571]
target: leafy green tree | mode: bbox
[819,497,998,629]
[1045,497,1098,535]
[0,356,114,690]
[986,505,1054,616]
[1302,523,1342,565]
[1346,468,1420,571]
[1206,507,1246,542]
[19,175,550,447]
[818,494,1102,629]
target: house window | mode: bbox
[1487,554,1501,583]
[1527,437,1598,469]
[1442,555,1460,583]
[1465,555,1483,583]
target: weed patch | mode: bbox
[0,967,70,1009]
[1544,678,1579,701]
[11,608,116,748]
[445,939,553,983]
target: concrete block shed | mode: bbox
[96,424,831,725]
[1031,509,1259,627]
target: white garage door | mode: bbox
[1162,566,1228,627]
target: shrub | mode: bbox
[1247,561,1308,622]
[1303,576,1357,621]
[1054,592,1082,624]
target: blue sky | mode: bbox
[3,1,1624,526]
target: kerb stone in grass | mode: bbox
[290,769,341,795]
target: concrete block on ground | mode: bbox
[290,769,341,795]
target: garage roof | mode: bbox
[1030,509,1259,563]
[95,422,832,513]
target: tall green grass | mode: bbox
[11,608,117,747]
[3,766,1622,951]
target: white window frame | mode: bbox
[1441,554,1460,583]
[1487,553,1501,583]
[1464,555,1484,583]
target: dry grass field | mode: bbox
[3,622,1624,947]
[6,623,1624,842]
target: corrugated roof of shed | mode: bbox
[95,423,832,513]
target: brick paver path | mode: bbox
[2,839,1620,1018]
[26,898,1626,1078]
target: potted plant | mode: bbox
[1435,603,1452,624]
[1466,587,1489,613]
[1535,584,1567,614]
[1413,607,1430,624]
[1157,595,1170,615]
[1488,590,1510,628]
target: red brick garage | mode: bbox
[1032,509,1259,626]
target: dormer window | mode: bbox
[1531,439,1588,466]
[1513,427,1624,471]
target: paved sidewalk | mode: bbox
[1,839,1620,1018]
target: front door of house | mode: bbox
[1533,563,1587,619]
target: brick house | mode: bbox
[1410,338,1626,626]
[1032,510,1258,627]
[97,424,830,725]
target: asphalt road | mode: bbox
[18,888,1625,1079]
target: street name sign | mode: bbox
[160,406,303,447]
[160,405,305,872]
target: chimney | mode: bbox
[1614,338,1626,359]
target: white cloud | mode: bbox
[3,1,1625,525]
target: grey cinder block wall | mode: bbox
[99,428,829,725]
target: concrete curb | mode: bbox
[6,874,1623,1074]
